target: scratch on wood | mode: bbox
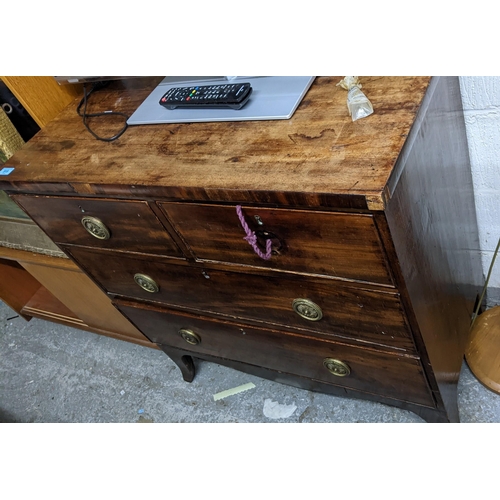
[288,128,337,143]
[69,182,94,194]
[366,194,385,211]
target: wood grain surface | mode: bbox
[1,76,481,423]
[66,246,416,352]
[13,194,183,257]
[1,77,431,208]
[1,76,82,128]
[160,202,393,284]
[117,300,434,406]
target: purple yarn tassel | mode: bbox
[236,205,272,260]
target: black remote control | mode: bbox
[159,82,252,110]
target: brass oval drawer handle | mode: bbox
[81,216,110,240]
[292,298,323,321]
[133,273,160,293]
[179,328,201,346]
[323,358,351,377]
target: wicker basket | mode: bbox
[0,106,24,163]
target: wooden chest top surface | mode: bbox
[1,76,431,206]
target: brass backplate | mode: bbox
[292,298,323,321]
[179,328,201,345]
[134,273,159,293]
[323,358,351,377]
[81,216,110,240]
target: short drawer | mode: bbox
[13,195,183,257]
[67,247,416,352]
[116,301,434,407]
[159,203,393,285]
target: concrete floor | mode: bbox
[1,300,499,423]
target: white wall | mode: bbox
[459,77,500,307]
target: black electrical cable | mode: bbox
[76,82,129,142]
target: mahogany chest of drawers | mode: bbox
[1,76,482,422]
